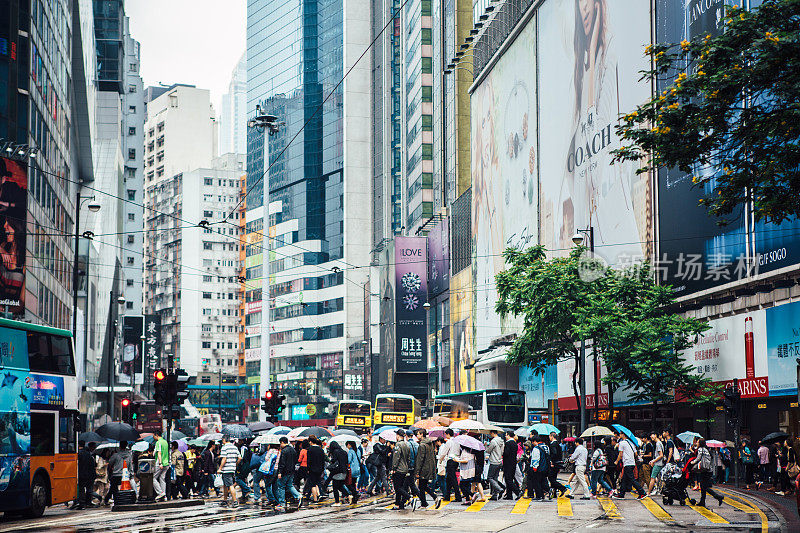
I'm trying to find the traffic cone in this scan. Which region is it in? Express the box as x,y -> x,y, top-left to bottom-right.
120,460 -> 132,491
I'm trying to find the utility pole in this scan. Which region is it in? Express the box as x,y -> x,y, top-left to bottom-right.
218,368 -> 222,420
166,353 -> 174,444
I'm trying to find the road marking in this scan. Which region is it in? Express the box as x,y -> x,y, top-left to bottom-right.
721,496 -> 757,513
557,497 -> 573,517
597,496 -> 622,519
511,497 -> 531,514
717,489 -> 768,533
688,503 -> 729,523
639,497 -> 673,522
465,499 -> 488,512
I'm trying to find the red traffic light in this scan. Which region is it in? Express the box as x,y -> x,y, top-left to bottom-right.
121,398 -> 131,407
154,370 -> 166,381
265,391 -> 273,400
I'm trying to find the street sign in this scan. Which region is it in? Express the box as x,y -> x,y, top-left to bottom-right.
306,404 -> 316,416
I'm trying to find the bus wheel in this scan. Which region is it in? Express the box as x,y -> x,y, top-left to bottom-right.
25,474 -> 49,518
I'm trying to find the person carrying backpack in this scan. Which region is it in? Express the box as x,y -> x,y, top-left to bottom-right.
590,442 -> 613,496
527,434 -> 549,501
691,439 -> 723,508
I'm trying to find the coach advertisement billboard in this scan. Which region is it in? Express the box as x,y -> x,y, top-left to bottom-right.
0,158 -> 27,313
427,217 -> 450,297
538,0 -> 652,269
394,236 -> 428,373
121,315 -> 144,384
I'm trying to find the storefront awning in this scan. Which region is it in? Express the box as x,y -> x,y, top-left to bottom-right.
474,347 -> 510,368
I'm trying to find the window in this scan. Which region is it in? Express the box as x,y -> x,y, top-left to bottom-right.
126,279 -> 134,286
128,126 -> 136,135
128,213 -> 135,221
127,256 -> 135,265
203,242 -> 213,250
128,84 -> 137,93
127,190 -> 136,200
129,63 -> 137,72
127,235 -> 135,244
204,178 -> 213,186
30,412 -> 55,456
204,210 -> 213,218
129,105 -> 136,113
128,148 -> 136,160
126,301 -> 133,309
202,341 -> 211,349
201,375 -> 211,383
203,292 -> 212,299
28,332 -> 75,376
59,415 -> 77,454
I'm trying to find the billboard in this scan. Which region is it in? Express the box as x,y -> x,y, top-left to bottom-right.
144,314 -> 161,374
538,0 -> 651,266
471,19 -> 537,346
343,370 -> 364,396
394,236 -> 428,373
519,364 -> 557,410
427,217 -> 450,297
121,315 -> 144,384
0,157 -> 27,312
766,301 -> 800,398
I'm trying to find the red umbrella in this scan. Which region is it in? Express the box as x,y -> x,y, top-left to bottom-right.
563,437 -> 576,442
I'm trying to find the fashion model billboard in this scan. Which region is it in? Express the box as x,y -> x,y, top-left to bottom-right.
427,217 -> 450,298
471,18 -> 537,345
121,315 -> 144,385
394,236 -> 428,373
0,158 -> 27,312
765,301 -> 800,398
538,0 -> 651,267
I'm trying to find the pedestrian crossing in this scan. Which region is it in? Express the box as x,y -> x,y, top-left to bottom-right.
375,491 -> 766,526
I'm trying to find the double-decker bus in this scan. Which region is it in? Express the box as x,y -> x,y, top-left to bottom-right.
0,318 -> 78,517
132,400 -> 163,433
434,389 -> 527,429
198,413 -> 222,435
335,400 -> 372,433
373,394 -> 422,428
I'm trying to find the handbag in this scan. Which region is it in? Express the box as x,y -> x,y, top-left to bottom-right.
345,466 -> 353,486
787,463 -> 800,478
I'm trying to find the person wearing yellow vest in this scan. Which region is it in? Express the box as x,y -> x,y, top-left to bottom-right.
154,429 -> 170,501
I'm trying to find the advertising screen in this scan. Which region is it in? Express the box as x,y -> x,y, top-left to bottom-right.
0,158 -> 27,313
765,301 -> 800,398
538,0 -> 652,268
122,315 -> 144,384
394,236 -> 428,372
427,217 -> 450,297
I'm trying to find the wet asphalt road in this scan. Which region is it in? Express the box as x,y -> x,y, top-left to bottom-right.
0,485 -> 790,532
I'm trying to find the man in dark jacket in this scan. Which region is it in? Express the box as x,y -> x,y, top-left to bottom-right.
75,441 -> 96,509
413,431 -> 437,508
276,436 -> 301,507
199,442 -> 216,497
235,440 -> 253,503
502,433 -> 519,500
391,430 -> 412,509
548,432 -> 567,498
366,437 -> 390,495
303,436 -> 326,504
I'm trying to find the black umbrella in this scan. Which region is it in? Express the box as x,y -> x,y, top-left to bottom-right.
298,427 -> 333,439
222,424 -> 254,440
96,422 -> 140,442
79,431 -> 105,443
332,429 -> 358,436
248,421 -> 275,433
761,431 -> 789,445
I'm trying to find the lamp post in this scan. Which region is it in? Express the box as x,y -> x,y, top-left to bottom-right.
571,227 -> 594,434
72,192 -> 100,339
107,294 -> 125,420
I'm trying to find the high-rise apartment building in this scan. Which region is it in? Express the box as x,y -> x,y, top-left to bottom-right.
246,0 -> 371,418
219,53 -> 247,156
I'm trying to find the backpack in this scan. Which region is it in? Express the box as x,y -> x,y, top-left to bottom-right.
698,448 -> 712,472
537,444 -> 550,473
593,450 -> 607,470
408,441 -> 418,469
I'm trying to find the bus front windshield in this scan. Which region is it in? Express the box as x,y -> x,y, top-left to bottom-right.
486,390 -> 526,424
339,402 -> 371,416
376,397 -> 413,412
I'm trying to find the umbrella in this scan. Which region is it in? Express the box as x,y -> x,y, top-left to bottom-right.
248,421 -> 275,433
253,434 -> 281,446
530,423 -> 560,436
761,431 -> 789,445
79,431 -> 105,444
96,422 -> 140,442
198,432 -> 223,442
611,424 -> 640,447
433,416 -> 453,427
141,435 -> 155,444
332,429 -> 359,436
478,424 -> 505,435
287,427 -> 310,440
413,419 -> 443,431
562,437 -> 576,442
330,435 -> 360,447
580,426 -> 614,438
374,426 -> 400,434
379,429 -> 398,442
95,442 -> 119,451
222,424 -> 254,440
515,426 -> 533,437
176,439 -> 189,453
298,427 -> 333,439
677,431 -> 703,445
427,428 -> 446,439
187,438 -> 207,447
454,434 -> 485,451
706,440 -> 725,448
450,419 -> 485,432
725,440 -> 735,447
131,441 -> 149,452
171,430 -> 188,441
267,426 -> 292,435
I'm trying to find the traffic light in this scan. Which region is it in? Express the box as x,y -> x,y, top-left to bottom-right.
121,398 -> 131,424
153,369 -> 168,405
130,401 -> 140,423
276,393 -> 286,414
260,389 -> 286,417
723,379 -> 741,423
261,390 -> 274,414
174,369 -> 191,404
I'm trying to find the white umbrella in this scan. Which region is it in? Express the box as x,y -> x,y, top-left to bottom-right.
330,434 -> 360,447
253,434 -> 281,446
580,426 -> 614,438
95,442 -> 119,451
450,419 -> 485,432
131,441 -> 149,452
477,424 -> 504,435
378,429 -> 398,442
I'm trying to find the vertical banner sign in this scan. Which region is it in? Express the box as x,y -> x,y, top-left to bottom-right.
427,217 -> 450,297
144,314 -> 162,375
395,236 -> 428,372
343,369 -> 364,396
122,315 -> 144,384
0,158 -> 27,313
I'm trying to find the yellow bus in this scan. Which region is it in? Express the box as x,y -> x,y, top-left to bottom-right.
335,400 -> 373,433
373,394 -> 421,428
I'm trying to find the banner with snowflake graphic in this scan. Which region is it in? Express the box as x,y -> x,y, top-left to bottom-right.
395,236 -> 429,373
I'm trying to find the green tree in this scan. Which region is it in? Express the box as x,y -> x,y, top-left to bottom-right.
613,0 -> 800,223
496,247 -> 713,428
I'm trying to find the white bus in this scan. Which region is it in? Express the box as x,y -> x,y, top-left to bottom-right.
434,389 -> 527,428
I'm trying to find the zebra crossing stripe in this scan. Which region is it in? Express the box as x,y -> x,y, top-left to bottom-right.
511,498 -> 531,515
557,497 -> 573,517
465,499 -> 488,512
688,503 -> 729,524
639,497 -> 673,522
597,496 -> 623,519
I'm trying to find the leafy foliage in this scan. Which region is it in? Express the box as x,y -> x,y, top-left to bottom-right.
613,0 -> 800,223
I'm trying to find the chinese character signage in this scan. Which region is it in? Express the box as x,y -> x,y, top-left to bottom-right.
122,315 -> 144,385
0,157 -> 27,313
766,300 -> 800,398
28,374 -> 64,407
395,236 -> 428,372
144,314 -> 161,374
343,370 -> 363,395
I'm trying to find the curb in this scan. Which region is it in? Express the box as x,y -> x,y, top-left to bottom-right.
717,485 -> 795,533
112,499 -> 205,512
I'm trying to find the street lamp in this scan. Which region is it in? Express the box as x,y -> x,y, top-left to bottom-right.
572,227 -> 595,434
73,193 -> 101,340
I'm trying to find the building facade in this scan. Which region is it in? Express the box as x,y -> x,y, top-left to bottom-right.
219,53 -> 247,156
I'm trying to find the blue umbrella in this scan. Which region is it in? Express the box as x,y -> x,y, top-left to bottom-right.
611,424 -> 640,447
374,426 -> 400,434
677,431 -> 703,445
530,423 -> 560,436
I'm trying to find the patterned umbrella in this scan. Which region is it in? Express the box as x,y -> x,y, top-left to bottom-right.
222,424 -> 254,440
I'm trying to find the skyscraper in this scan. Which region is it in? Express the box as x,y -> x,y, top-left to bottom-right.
219,53 -> 247,156
246,0 -> 371,418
